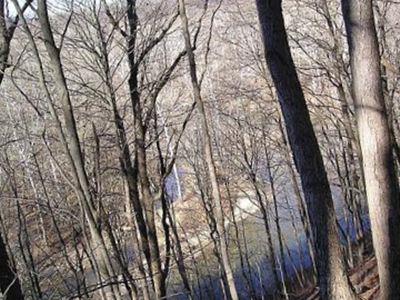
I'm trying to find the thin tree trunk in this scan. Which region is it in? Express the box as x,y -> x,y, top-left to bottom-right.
178,1 -> 239,299
284,196 -> 306,287
226,184 -> 257,299
265,151 -> 289,300
277,117 -> 317,281
30,1 -> 124,297
0,1 -> 32,298
249,174 -> 280,294
94,17 -> 152,297
124,2 -> 167,297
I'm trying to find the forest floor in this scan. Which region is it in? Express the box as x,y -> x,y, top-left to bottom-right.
295,255 -> 379,300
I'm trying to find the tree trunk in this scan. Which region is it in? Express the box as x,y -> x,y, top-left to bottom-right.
265,151 -> 289,299
34,1 -> 124,297
178,1 -> 239,299
341,0 -> 400,298
255,0 -> 355,298
0,2 -> 32,298
125,1 -> 165,297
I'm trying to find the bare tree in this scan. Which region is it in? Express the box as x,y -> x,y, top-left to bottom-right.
178,0 -> 240,299
0,1 -> 32,298
255,0 -> 356,298
342,0 -> 400,298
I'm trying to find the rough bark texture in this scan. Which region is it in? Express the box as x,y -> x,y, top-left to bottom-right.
255,0 -> 355,298
341,0 -> 400,298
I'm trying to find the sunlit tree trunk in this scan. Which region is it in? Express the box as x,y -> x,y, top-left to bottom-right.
341,0 -> 400,298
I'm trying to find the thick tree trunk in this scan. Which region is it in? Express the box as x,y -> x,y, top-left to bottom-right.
320,0 -> 366,262
255,0 -> 355,298
341,0 -> 400,298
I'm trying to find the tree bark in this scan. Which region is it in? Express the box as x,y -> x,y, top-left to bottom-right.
341,0 -> 400,298
125,1 -> 166,298
255,0 -> 356,298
